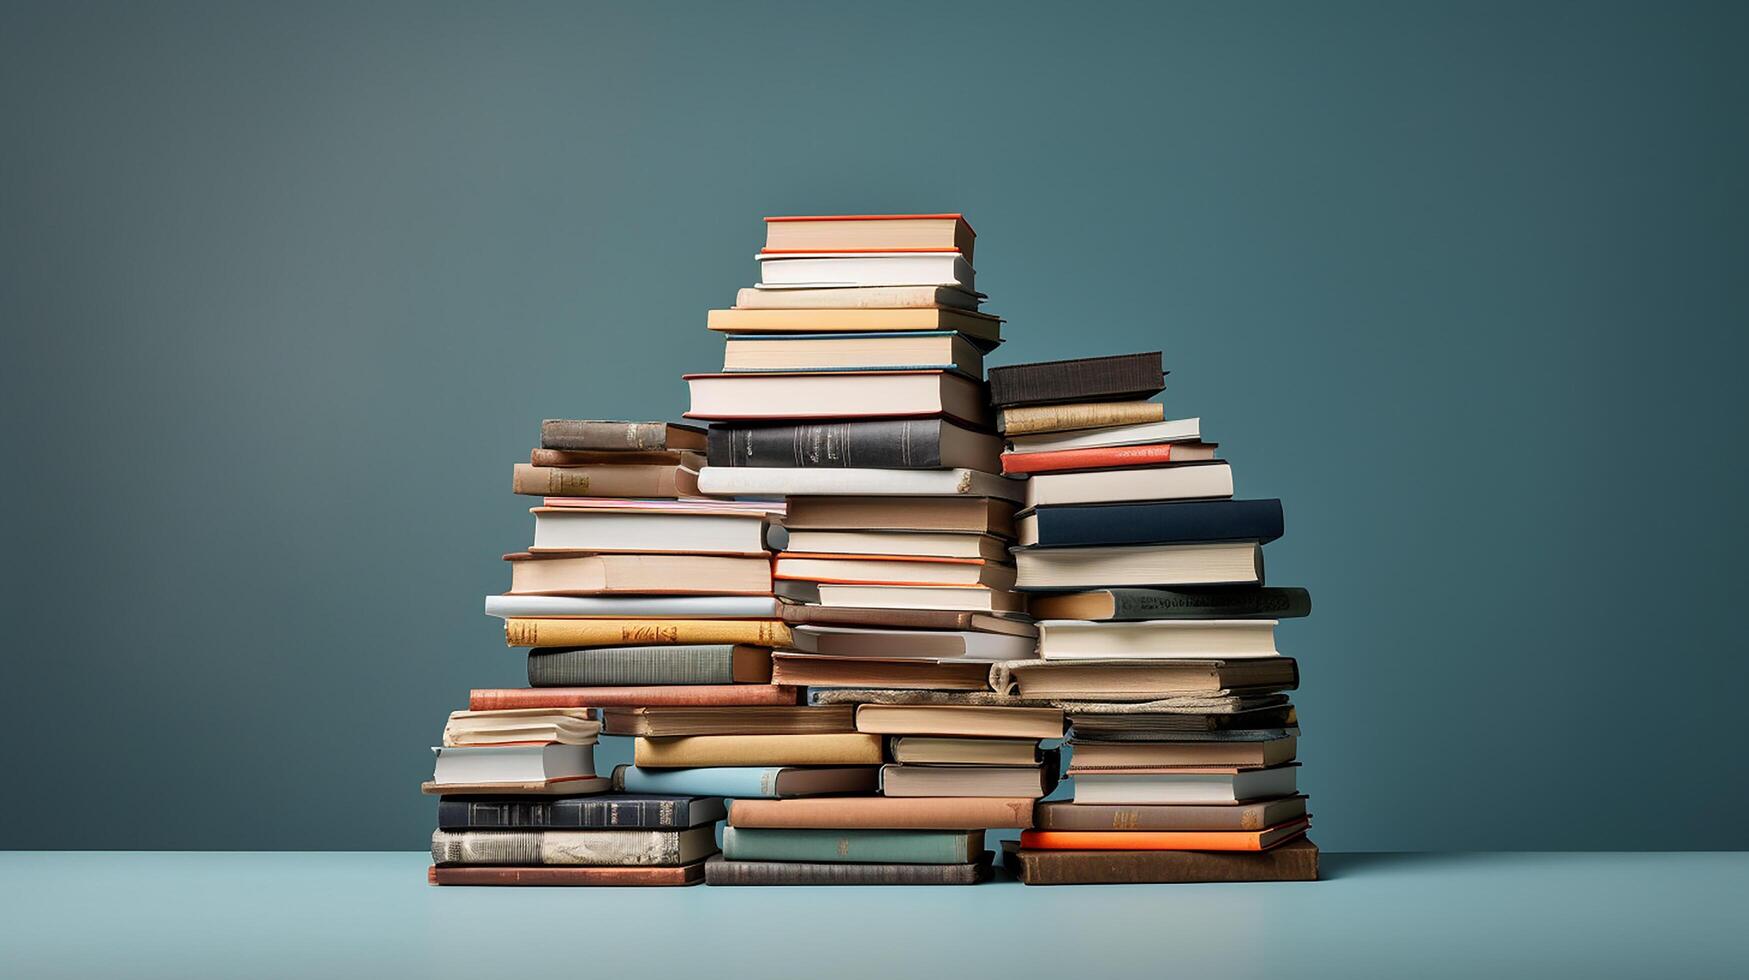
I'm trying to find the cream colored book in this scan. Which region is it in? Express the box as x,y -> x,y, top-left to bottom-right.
441,708 -> 600,747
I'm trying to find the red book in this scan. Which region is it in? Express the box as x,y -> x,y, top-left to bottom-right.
428,863 -> 705,886
1000,442 -> 1219,476
469,685 -> 803,710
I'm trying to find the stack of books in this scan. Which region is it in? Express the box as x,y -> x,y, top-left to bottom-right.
687,214 -> 1044,885
984,353 -> 1320,885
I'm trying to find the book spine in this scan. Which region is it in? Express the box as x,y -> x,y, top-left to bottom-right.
529,447 -> 696,466
999,401 -> 1164,435
485,595 -> 779,619
429,864 -> 703,886
1107,587 -> 1310,620
704,856 -> 988,885
468,685 -> 802,709
726,797 -> 1034,830
721,828 -> 975,864
430,829 -> 690,866
1028,499 -> 1285,548
634,733 -> 884,768
616,765 -> 786,799
512,463 -> 684,498
436,797 -> 700,830
733,285 -> 974,310
1002,443 -> 1196,475
706,420 -> 946,469
540,420 -> 668,451
988,353 -> 1164,407
528,645 -> 738,686
1019,828 -> 1288,851
504,619 -> 792,649
1011,841 -> 1318,884
777,604 -> 977,630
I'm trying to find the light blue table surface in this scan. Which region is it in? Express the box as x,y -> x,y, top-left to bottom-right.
1,851 -> 1743,978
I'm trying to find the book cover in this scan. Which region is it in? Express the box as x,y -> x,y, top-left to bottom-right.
1018,499 -> 1284,548
1019,817 -> 1310,851
703,853 -> 992,885
468,685 -> 802,710
503,618 -> 792,649
726,796 -> 1035,830
527,645 -> 771,686
428,862 -> 706,886
706,418 -> 999,470
999,400 -> 1164,435
632,732 -> 885,768
436,795 -> 727,830
720,827 -> 984,864
539,420 -> 706,452
988,352 -> 1166,408
1027,587 -> 1311,622
430,827 -> 717,866
1004,838 -> 1319,884
1034,797 -> 1309,833
613,764 -> 879,799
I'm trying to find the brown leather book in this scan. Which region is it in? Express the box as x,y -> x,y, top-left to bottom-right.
468,685 -> 803,710
427,861 -> 706,886
771,653 -> 993,690
601,704 -> 858,737
727,796 -> 1034,830
1003,837 -> 1319,884
634,732 -> 884,768
779,603 -> 1038,637
1035,796 -> 1309,832
512,463 -> 700,498
530,447 -> 706,468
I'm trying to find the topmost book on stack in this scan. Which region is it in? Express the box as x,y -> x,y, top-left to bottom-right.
988,352 -> 1166,408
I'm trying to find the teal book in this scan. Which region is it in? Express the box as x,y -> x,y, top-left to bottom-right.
612,764 -> 877,799
721,827 -> 984,864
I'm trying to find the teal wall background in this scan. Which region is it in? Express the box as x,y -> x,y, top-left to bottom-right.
3,1 -> 1745,850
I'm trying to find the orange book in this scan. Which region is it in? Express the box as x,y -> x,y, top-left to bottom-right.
1000,442 -> 1219,476
1019,817 -> 1310,852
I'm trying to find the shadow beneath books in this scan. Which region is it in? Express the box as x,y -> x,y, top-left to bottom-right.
1320,851 -> 1517,880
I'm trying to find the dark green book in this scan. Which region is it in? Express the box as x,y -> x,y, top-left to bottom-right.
720,827 -> 984,864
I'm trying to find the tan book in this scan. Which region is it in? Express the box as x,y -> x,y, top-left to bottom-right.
855,704 -> 1064,739
734,285 -> 980,311
728,795 -> 1035,830
1069,735 -> 1298,770
634,732 -> 884,768
771,652 -> 993,691
504,618 -> 793,649
880,763 -> 1052,798
512,463 -> 698,498
813,584 -> 1028,615
504,553 -> 772,596
990,658 -> 1299,700
890,736 -> 1041,766
720,332 -> 986,376
540,420 -> 705,452
707,308 -> 1000,344
784,495 -> 1015,536
999,400 -> 1165,436
776,555 -> 1016,590
530,448 -> 706,468
1035,797 -> 1309,832
778,603 -> 1037,637
762,213 -> 975,257
602,705 -> 858,737
441,708 -> 600,747
1014,542 -> 1261,590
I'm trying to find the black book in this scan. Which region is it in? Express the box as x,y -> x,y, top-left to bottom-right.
436,794 -> 726,830
1019,499 -> 1284,549
706,418 -> 1000,471
987,352 -> 1165,408
703,853 -> 993,886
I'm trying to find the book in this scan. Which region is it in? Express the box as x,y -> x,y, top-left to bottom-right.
1037,620 -> 1279,660
527,645 -> 772,686
880,762 -> 1056,798
726,796 -> 1035,830
709,308 -> 1000,344
988,352 -> 1165,408
1017,499 -> 1283,548
770,652 -> 994,691
721,827 -> 984,864
421,776 -> 611,797
783,530 -> 1011,561
990,658 -> 1300,700
999,400 -> 1164,436
1003,838 -> 1319,884
537,496 -> 784,515
428,862 -> 705,886
684,371 -> 987,424
1069,765 -> 1300,805
529,447 -> 705,468
762,213 -> 975,257
525,506 -> 769,555
504,553 -> 772,596
812,584 -> 1027,614
700,467 -> 1024,503
601,704 -> 858,737
1002,442 -> 1217,475
512,463 -> 698,499
1006,417 -> 1202,453
540,420 -> 706,452
441,708 -> 600,746
613,764 -> 878,799
430,827 -> 718,866
633,732 -> 884,768
891,736 -> 1040,766
791,625 -> 1036,661
469,685 -> 802,710
735,284 -> 980,311
721,331 -> 986,376
1014,542 -> 1263,590
503,618 -> 792,649
485,594 -> 781,620
855,704 -> 1064,739
1027,587 -> 1311,621
1034,796 -> 1309,832
783,495 -> 1015,535
1067,707 -> 1298,738
780,603 -> 1037,636
757,251 -> 974,290
704,854 -> 991,885
436,794 -> 727,830
429,743 -> 596,786
706,418 -> 1000,471
1068,735 -> 1298,769
776,554 -> 1016,590
1023,461 -> 1235,508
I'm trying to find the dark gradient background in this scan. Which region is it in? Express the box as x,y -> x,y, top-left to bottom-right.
3,1 -> 1745,850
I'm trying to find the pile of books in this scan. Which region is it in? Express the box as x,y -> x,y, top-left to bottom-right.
687,214 -> 1052,885
986,352 -> 1319,884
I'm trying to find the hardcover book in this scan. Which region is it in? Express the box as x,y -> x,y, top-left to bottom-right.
430,826 -> 718,866
1027,587 -> 1311,622
720,331 -> 987,376
998,400 -> 1164,436
469,685 -> 802,710
987,352 -> 1166,408
601,704 -> 859,737
1037,620 -> 1279,660
1005,416 -> 1201,452
854,703 -> 1065,739
707,418 -> 1000,471
632,732 -> 885,768
726,795 -> 1036,830
771,652 -> 995,691
612,764 -> 878,799
525,506 -> 770,556
989,658 -> 1300,700
685,370 -> 988,424
1019,818 -> 1310,852
762,213 -> 976,258
1021,461 -> 1235,508
782,495 -> 1016,535
436,794 -> 727,830
704,853 -> 992,886
1016,499 -> 1284,549
755,251 -> 974,290
441,708 -> 600,746
1000,441 -> 1217,475
879,761 -> 1058,799
779,603 -> 1037,636
485,594 -> 781,620
734,284 -> 980,311
700,467 -> 1023,503
539,420 -> 706,452
428,863 -> 705,886
504,552 -> 773,596
1034,796 -> 1309,832
503,618 -> 792,649
1068,735 -> 1298,770
708,308 -> 1000,344
1067,764 -> 1300,805
512,463 -> 697,499
1013,542 -> 1264,590
1003,837 -> 1319,884
721,827 -> 984,864
527,644 -> 772,686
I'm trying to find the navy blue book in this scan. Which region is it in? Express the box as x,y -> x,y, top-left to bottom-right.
435,794 -> 725,830
1018,498 -> 1284,548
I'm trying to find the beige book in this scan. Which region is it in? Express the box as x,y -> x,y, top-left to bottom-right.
880,764 -> 1050,798
1069,735 -> 1298,770
891,736 -> 1040,766
634,732 -> 884,768
442,708 -> 600,747
505,553 -> 772,596
999,400 -> 1165,436
512,463 -> 698,498
707,307 -> 1000,344
855,703 -> 1064,739
784,495 -> 1015,535
763,214 -> 975,256
734,285 -> 981,310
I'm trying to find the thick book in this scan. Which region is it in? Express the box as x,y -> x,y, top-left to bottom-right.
855,703 -> 1064,739
1004,837 -> 1318,884
1020,818 -> 1309,852
999,400 -> 1164,436
791,625 -> 1036,661
540,420 -> 706,452
988,352 -> 1165,408
762,213 -> 975,258
735,284 -> 980,311
1068,735 -> 1298,770
1037,620 -> 1278,660
469,685 -> 802,710
503,618 -> 792,649
1028,587 -> 1310,621
784,495 -> 1016,536
613,764 -> 878,799
771,652 -> 995,691
880,762 -> 1057,798
1017,499 -> 1284,549
704,853 -> 991,886
633,732 -> 885,768
780,603 -> 1036,636
721,827 -> 984,864
429,743 -> 596,786
1035,796 -> 1309,832
512,463 -> 698,499
525,506 -> 769,556
441,708 -> 599,747
776,554 -> 1016,590
1023,461 -> 1235,508
1069,765 -> 1300,805
602,704 -> 858,737
527,645 -> 772,686
728,796 -> 1033,830
707,418 -> 999,471
486,594 -> 780,620
430,827 -> 718,866
891,736 -> 1040,765
428,862 -> 705,886
1014,542 -> 1264,590
990,658 -> 1299,700
685,370 -> 988,424
1007,417 -> 1202,453
504,552 -> 772,597
1001,441 -> 1217,475
710,308 -> 1000,344
756,251 -> 974,290
721,332 -> 986,376
700,467 -> 1024,503
436,794 -> 726,830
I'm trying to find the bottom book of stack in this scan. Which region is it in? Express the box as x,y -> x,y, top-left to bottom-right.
707,798 -> 1027,885
427,794 -> 726,887
1001,836 -> 1319,884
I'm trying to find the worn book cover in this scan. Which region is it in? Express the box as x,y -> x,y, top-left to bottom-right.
428,861 -> 706,886
1004,837 -> 1319,884
988,352 -> 1165,408
704,853 -> 992,885
436,794 -> 726,830
469,685 -> 802,710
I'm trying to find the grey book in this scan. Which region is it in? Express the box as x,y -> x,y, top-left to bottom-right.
703,852 -> 993,885
527,645 -> 770,686
429,826 -> 718,866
